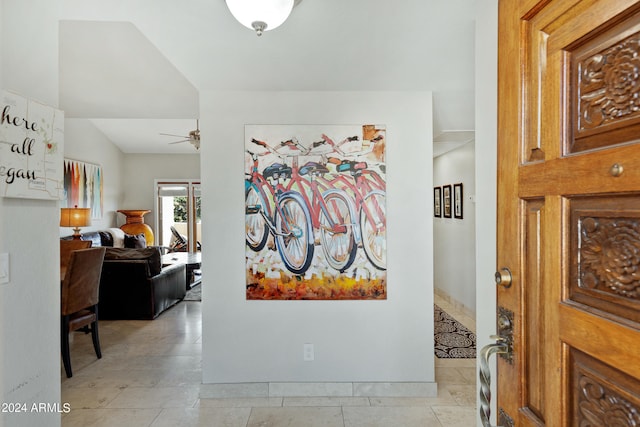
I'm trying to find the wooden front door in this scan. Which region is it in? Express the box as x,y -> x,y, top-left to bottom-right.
494,0 -> 640,425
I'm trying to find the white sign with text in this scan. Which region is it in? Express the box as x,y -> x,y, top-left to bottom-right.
0,90 -> 64,200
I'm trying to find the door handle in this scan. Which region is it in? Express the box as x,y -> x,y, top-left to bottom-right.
479,335 -> 510,427
479,305 -> 514,427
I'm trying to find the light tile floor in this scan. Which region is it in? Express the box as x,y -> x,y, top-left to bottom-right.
62,295 -> 477,426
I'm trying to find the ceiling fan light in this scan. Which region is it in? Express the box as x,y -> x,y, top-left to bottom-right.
226,0 -> 294,35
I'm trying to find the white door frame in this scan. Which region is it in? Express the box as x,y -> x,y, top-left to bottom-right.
474,1 -> 498,426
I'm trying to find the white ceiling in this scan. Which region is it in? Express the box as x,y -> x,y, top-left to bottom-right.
433,130 -> 475,157
57,0 -> 477,154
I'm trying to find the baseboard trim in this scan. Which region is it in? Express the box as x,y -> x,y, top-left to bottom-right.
200,382 -> 438,399
434,288 -> 475,318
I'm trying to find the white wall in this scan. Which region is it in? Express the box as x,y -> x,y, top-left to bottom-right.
0,1 -> 61,426
120,154 -> 200,233
475,1 -> 498,425
200,91 -> 435,393
433,142 -> 476,314
62,119 -> 125,233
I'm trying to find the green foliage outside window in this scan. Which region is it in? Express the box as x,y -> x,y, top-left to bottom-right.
173,196 -> 201,222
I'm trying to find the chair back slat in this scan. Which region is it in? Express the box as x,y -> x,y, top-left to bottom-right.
61,247 -> 106,315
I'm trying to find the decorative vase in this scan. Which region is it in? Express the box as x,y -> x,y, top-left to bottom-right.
117,209 -> 155,245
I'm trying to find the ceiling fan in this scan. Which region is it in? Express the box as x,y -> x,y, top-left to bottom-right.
160,120 -> 200,150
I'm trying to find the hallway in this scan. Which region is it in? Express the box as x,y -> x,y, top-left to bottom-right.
61,295 -> 476,426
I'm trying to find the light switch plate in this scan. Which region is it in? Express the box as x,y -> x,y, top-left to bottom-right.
0,253 -> 9,285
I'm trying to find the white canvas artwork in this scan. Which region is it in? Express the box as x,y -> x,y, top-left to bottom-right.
0,90 -> 64,200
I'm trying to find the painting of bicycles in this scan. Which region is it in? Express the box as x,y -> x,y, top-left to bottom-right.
245,124 -> 387,300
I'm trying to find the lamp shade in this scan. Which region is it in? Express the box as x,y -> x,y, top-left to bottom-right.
226,0 -> 294,35
60,207 -> 91,228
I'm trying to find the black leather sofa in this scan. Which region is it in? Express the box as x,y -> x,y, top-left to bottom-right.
62,231 -> 186,319
99,247 -> 186,320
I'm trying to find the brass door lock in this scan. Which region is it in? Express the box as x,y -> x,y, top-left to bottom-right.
494,268 -> 512,288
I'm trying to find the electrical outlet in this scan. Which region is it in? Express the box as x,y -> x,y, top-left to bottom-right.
303,343 -> 314,361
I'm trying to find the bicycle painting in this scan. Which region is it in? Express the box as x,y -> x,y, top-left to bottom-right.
245,124 -> 387,300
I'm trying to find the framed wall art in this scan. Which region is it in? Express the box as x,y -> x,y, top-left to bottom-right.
244,124 -> 387,300
433,187 -> 441,218
443,184 -> 452,218
454,183 -> 463,219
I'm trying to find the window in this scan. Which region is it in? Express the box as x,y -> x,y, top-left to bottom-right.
155,180 -> 201,252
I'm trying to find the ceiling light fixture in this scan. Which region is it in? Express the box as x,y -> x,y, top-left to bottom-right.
225,0 -> 295,36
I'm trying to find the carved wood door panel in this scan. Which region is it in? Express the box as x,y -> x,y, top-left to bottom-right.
497,0 -> 640,425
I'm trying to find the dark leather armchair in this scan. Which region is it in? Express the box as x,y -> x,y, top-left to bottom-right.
60,247 -> 106,378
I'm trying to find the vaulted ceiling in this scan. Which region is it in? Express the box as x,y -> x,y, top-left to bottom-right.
58,0 -> 477,153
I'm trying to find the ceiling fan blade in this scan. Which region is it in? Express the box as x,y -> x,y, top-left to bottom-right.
160,133 -> 188,138
169,139 -> 189,144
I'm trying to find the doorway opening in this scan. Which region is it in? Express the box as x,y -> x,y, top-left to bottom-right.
155,180 -> 201,253
432,136 -> 477,360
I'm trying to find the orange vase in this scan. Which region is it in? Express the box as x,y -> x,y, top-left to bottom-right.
117,209 -> 155,245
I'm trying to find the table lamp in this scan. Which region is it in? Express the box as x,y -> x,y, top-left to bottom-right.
60,206 -> 91,240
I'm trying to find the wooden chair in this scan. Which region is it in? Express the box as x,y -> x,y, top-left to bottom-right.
60,240 -> 92,278
60,247 -> 106,378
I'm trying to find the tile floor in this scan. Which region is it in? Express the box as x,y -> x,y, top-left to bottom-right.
62,295 -> 477,426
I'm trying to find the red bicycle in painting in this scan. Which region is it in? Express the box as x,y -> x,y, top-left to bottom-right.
319,133 -> 387,270
245,138 -> 290,252
245,138 -> 357,274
